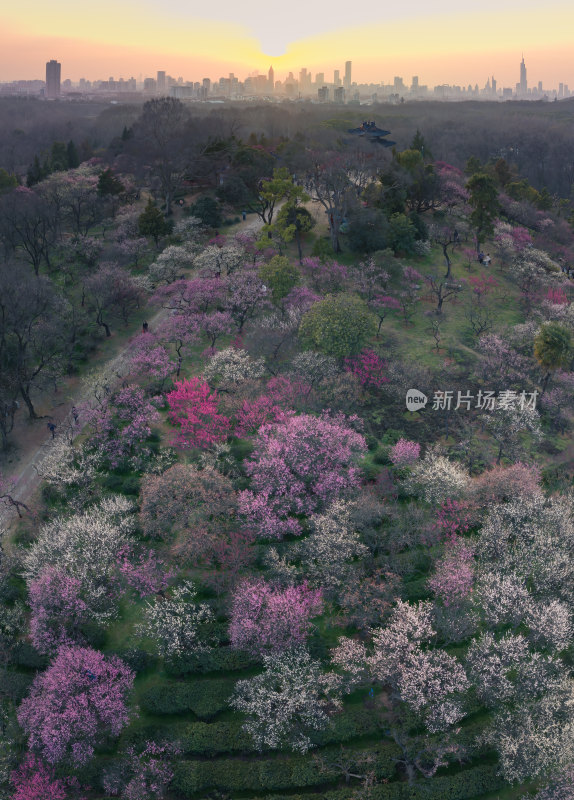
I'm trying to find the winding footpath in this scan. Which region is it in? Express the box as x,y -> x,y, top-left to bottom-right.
0,213 -> 269,532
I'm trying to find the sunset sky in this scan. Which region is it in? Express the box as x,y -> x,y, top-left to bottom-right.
1,0 -> 573,88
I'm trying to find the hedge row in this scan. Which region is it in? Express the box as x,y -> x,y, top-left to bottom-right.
164,646 -> 257,676
139,677 -> 235,719
256,764 -> 505,800
172,742 -> 400,796
178,706 -> 383,755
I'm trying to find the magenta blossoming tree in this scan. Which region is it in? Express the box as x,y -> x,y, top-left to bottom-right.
344,349 -> 388,390
167,377 -> 230,449
229,579 -> 323,657
10,754 -> 68,800
18,645 -> 134,765
239,412 -> 367,539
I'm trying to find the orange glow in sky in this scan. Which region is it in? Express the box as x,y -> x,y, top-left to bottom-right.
1,0 -> 573,88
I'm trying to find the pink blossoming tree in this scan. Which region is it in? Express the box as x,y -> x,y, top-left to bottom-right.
239,412 -> 367,538
389,438 -> 421,467
11,754 -> 68,800
18,646 -> 134,765
229,579 -> 323,657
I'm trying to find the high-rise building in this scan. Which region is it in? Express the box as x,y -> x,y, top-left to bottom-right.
333,69 -> 340,86
344,61 -> 352,90
519,55 -> 527,95
45,59 -> 61,98
411,76 -> 419,91
157,71 -> 166,94
268,66 -> 274,91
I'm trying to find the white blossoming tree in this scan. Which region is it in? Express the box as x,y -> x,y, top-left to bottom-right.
138,581 -> 215,660
229,647 -> 342,754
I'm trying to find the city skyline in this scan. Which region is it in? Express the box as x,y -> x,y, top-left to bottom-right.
2,54 -> 571,103
1,0 -> 574,88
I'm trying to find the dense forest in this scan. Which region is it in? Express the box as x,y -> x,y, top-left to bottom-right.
1,96 -> 574,800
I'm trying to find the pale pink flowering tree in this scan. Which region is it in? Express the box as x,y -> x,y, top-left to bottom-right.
229,579 -> 323,657
332,600 -> 469,783
370,294 -> 401,334
116,545 -> 172,599
167,377 -> 230,449
18,645 -> 134,765
239,412 -> 367,539
389,439 -> 421,467
428,539 -> 475,607
10,754 -> 68,800
28,567 -> 89,655
156,314 -> 199,376
128,333 -> 175,386
82,385 -> 160,471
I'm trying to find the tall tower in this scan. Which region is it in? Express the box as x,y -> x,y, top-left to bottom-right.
45,59 -> 61,98
519,54 -> 527,95
268,66 -> 274,92
157,71 -> 166,94
344,60 -> 352,91
334,69 -> 340,86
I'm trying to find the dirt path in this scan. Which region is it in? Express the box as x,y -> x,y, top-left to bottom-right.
0,213 -> 267,533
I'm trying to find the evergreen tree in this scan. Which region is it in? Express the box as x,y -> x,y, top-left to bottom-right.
50,142 -> 68,172
97,168 -> 124,197
138,199 -> 172,246
66,139 -> 80,168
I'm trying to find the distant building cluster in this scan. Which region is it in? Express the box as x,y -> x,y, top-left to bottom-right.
0,56 -> 570,104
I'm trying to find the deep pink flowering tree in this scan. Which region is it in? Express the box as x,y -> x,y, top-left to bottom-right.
433,498 -> 472,542
239,412 -> 367,538
234,376 -> 310,437
167,377 -> 230,449
389,439 -> 421,467
11,754 -> 68,800
28,567 -> 89,655
229,579 -> 323,656
429,539 -> 475,607
344,349 -> 388,390
18,646 -> 134,765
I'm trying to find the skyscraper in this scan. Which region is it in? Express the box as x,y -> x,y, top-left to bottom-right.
45,59 -> 61,98
344,61 -> 352,90
268,66 -> 274,91
157,70 -> 166,94
334,69 -> 340,86
519,55 -> 527,95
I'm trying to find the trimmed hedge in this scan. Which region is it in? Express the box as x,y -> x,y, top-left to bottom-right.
139,678 -> 235,719
256,764 -> 505,800
165,646 -> 257,676
172,742 -> 400,796
178,706 -> 383,755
